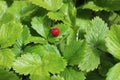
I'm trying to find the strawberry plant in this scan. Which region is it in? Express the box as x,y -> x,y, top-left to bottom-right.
1,0 -> 120,80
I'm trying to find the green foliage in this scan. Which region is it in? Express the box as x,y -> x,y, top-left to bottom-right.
1,0 -> 120,80
29,0 -> 63,11
0,49 -> 15,68
60,68 -> 86,80
94,0 -> 120,11
106,63 -> 120,80
106,25 -> 120,60
0,68 -> 20,80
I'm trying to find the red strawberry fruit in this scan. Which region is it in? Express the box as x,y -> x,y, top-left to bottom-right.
51,27 -> 60,37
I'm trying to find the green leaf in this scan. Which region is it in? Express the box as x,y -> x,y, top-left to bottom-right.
60,68 -> 86,80
19,26 -> 31,44
47,11 -> 64,21
24,44 -> 60,58
0,12 -> 15,25
29,0 -> 63,11
24,36 -> 47,45
0,68 -> 20,80
13,53 -> 50,80
30,69 -> 50,80
94,0 -> 120,11
81,1 -> 107,11
13,53 -> 42,75
0,14 -> 23,48
8,1 -> 35,20
31,16 -> 51,38
0,49 -> 15,68
59,3 -> 76,26
43,53 -> 67,74
11,26 -> 30,57
63,40 -> 85,65
51,75 -> 64,80
78,45 -> 100,72
0,1 -> 7,19
105,25 -> 120,60
85,17 -> 108,49
106,63 -> 120,80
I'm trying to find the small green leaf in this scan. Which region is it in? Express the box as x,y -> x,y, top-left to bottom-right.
106,63 -> 120,80
59,3 -> 76,26
24,36 -> 47,45
47,12 -> 64,21
0,49 -> 15,68
0,68 -> 20,80
60,68 -> 86,80
43,53 -> 67,74
31,16 -> 51,38
29,0 -> 63,11
105,25 -> 120,60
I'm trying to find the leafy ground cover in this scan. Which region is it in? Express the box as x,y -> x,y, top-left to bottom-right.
0,0 -> 120,80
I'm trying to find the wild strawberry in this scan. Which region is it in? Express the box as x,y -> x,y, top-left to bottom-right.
51,27 -> 60,37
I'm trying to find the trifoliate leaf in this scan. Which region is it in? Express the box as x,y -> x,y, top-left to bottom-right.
0,68 -> 20,80
24,44 -> 60,58
51,75 -> 64,80
24,36 -> 47,45
60,68 -> 86,80
13,53 -> 42,75
29,0 -> 63,11
0,49 -> 15,68
78,45 -> 100,72
0,1 -> 7,19
31,16 -> 51,38
0,14 -> 23,48
85,17 -> 108,49
43,53 -> 67,74
106,63 -> 120,80
105,25 -> 120,60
